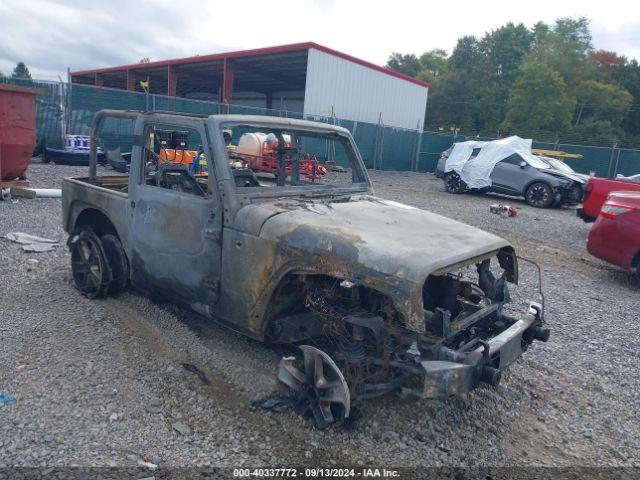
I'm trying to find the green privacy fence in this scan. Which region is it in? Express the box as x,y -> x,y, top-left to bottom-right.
5,76 -> 638,176
0,76 -> 65,147
419,131 -> 640,177
2,77 -> 420,170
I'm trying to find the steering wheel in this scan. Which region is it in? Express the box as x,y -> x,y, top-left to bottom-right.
156,163 -> 206,196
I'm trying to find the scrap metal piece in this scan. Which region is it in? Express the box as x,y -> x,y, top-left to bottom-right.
4,232 -> 59,253
277,345 -> 350,428
5,232 -> 58,245
22,243 -> 57,253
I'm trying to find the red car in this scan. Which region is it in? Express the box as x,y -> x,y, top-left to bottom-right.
587,191 -> 640,281
578,174 -> 640,222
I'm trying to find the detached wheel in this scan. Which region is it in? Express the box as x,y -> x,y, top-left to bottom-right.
277,345 -> 351,429
68,229 -> 111,299
525,182 -> 553,208
101,234 -> 129,294
444,171 -> 466,194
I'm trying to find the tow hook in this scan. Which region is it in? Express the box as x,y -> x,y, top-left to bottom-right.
475,339 -> 501,386
527,325 -> 550,342
480,365 -> 502,386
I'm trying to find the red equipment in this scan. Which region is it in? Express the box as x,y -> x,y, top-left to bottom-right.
235,133 -> 327,181
578,176 -> 640,222
587,191 -> 640,279
0,84 -> 41,186
241,151 -> 327,180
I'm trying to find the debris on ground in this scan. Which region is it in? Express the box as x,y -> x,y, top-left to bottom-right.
3,232 -> 59,252
182,363 -> 211,385
251,391 -> 362,430
325,160 -> 347,173
22,242 -> 57,252
490,204 -> 519,217
10,187 -> 62,199
171,421 -> 191,436
250,392 -> 298,414
136,459 -> 158,470
0,391 -> 16,406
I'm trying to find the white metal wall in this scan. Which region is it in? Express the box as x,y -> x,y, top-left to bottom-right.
303,48 -> 428,130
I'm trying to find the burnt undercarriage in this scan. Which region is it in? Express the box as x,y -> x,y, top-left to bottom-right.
269,252 -> 549,428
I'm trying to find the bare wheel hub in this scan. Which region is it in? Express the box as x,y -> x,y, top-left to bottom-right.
277,345 -> 351,429
69,230 -> 109,298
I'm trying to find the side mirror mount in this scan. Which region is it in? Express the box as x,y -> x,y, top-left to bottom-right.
519,161 -> 527,168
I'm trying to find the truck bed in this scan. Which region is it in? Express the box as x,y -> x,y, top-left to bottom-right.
61,176 -> 130,237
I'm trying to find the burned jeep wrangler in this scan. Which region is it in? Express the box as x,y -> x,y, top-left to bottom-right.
62,110 -> 549,428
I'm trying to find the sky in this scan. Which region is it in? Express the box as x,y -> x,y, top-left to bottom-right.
1,0 -> 639,79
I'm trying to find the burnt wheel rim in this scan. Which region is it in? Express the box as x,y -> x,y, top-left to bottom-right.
71,236 -> 104,297
528,184 -> 549,207
277,345 -> 350,428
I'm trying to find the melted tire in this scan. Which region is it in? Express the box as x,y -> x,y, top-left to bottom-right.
68,228 -> 111,299
101,234 -> 129,295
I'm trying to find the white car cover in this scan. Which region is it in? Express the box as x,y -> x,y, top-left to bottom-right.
445,136 -> 546,189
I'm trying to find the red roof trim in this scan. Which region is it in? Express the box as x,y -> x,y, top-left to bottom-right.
70,42 -> 431,88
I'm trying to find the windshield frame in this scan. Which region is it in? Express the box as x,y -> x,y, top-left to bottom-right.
207,116 -> 372,199
523,154 -> 551,169
540,156 -> 575,173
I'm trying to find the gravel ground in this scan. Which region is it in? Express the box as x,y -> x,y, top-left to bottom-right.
1,164 -> 639,472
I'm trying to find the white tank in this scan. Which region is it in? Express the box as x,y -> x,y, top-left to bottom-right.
237,132 -> 268,159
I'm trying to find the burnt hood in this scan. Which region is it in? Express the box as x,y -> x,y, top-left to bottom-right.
235,196 -> 510,283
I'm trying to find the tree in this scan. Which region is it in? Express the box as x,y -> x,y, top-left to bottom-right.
448,36 -> 481,72
426,36 -> 486,132
616,59 -> 640,136
424,71 -> 477,132
574,80 -> 632,126
473,23 -> 534,134
571,119 -> 625,145
386,53 -> 421,77
12,62 -> 31,79
417,49 -> 448,83
386,15 -> 640,145
589,50 -> 626,74
502,62 -> 576,135
478,23 -> 533,86
528,17 -> 592,88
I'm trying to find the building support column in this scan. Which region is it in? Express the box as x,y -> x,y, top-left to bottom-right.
222,58 -> 235,105
266,92 -> 273,111
167,65 -> 177,97
126,70 -> 135,91
95,73 -> 104,87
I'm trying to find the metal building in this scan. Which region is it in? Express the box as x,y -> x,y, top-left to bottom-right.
70,42 -> 430,130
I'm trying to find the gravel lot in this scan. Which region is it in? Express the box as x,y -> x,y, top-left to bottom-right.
1,164 -> 639,472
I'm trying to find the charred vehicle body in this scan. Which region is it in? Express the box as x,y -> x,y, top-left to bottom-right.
62,111 -> 550,427
435,137 -> 585,208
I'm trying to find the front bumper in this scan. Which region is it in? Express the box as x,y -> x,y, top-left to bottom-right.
420,309 -> 547,397
555,184 -> 583,206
